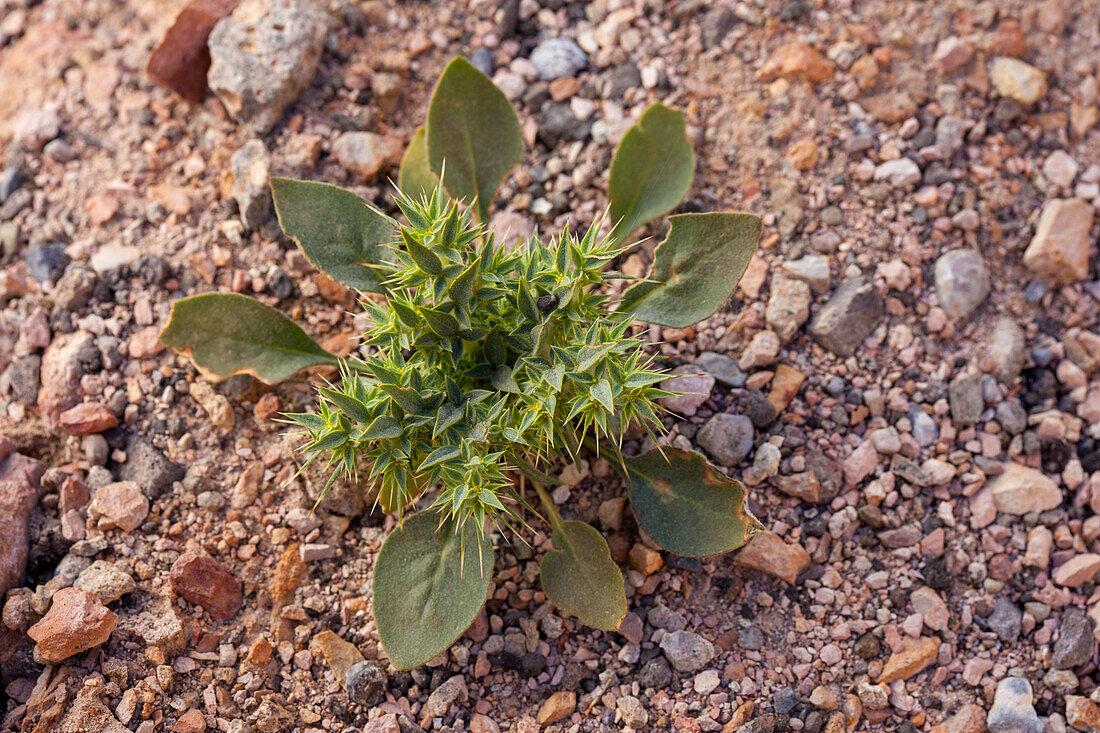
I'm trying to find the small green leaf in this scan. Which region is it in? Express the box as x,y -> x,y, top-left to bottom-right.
608,103 -> 695,245
319,387 -> 372,423
433,403 -> 464,438
373,511 -> 493,670
404,233 -> 443,276
427,57 -> 523,223
618,213 -> 761,328
621,447 -> 764,556
420,445 -> 461,471
491,365 -> 519,393
159,293 -> 336,383
590,379 -> 615,413
398,127 -> 438,201
360,416 -> 402,440
270,178 -> 397,293
420,307 -> 460,338
541,521 -> 626,630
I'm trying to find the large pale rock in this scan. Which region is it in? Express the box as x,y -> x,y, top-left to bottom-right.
1023,199 -> 1094,285
987,678 -> 1042,733
27,588 -> 118,662
90,481 -> 149,532
986,463 -> 1062,515
935,249 -> 990,319
734,531 -> 809,584
207,0 -> 331,134
1067,695 -> 1100,732
989,57 -> 1047,105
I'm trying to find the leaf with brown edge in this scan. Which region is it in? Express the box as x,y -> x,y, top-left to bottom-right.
620,447 -> 764,556
540,520 -> 626,631
159,293 -> 337,383
618,212 -> 761,328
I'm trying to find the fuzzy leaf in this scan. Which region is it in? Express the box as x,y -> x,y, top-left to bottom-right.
159,293 -> 336,383
373,511 -> 493,670
618,213 -> 761,328
540,520 -> 627,630
360,416 -> 402,440
426,57 -> 523,223
270,178 -> 396,293
319,387 -> 372,423
608,103 -> 695,245
420,445 -> 461,471
621,447 -> 764,556
398,127 -> 438,201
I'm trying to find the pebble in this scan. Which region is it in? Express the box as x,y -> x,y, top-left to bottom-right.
58,402 -> 119,436
424,674 -> 467,717
989,57 -> 1047,105
1043,150 -> 1079,188
986,678 -> 1042,733
0,447 -> 41,599
739,330 -> 781,370
26,587 -> 118,662
1050,611 -> 1095,669
332,132 -> 403,181
758,42 -> 833,83
808,277 -> 884,357
74,560 -> 136,604
90,481 -> 150,532
207,0 -> 331,133
988,597 -> 1023,642
766,274 -> 811,342
346,660 -> 387,707
146,0 -> 240,103
617,695 -> 649,728
873,158 -> 922,187
1066,696 -> 1100,732
986,463 -> 1062,515
878,636 -> 939,683
694,351 -> 745,387
529,38 -> 587,81
168,550 -> 243,622
935,249 -> 990,319
660,630 -> 718,673
910,587 -> 949,631
948,373 -> 983,426
536,690 -> 575,725
659,366 -> 715,417
24,243 -> 70,283
0,167 -> 22,203
932,37 -> 972,74
782,254 -> 831,294
734,531 -> 810,584
226,139 -> 271,228
696,413 -> 754,466
1053,554 -> 1100,587
1023,199 -> 1094,285
119,440 -> 185,499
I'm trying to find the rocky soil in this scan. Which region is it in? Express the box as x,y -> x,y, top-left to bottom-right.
3,0 -> 1100,732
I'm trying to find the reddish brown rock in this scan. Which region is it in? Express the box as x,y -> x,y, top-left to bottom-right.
989,19 -> 1026,57
735,532 -> 810,584
0,445 -> 43,598
173,709 -> 207,733
59,474 -> 90,515
758,43 -> 834,83
27,588 -> 118,662
58,402 -> 119,436
90,482 -> 149,532
862,92 -> 918,124
146,0 -> 242,103
38,331 -> 96,428
879,636 -> 939,683
170,550 -> 243,622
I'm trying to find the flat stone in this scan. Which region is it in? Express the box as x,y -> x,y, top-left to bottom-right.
207,0 -> 331,133
808,277 -> 883,357
986,678 -> 1042,733
878,636 -> 939,683
948,373 -> 983,426
696,413 -> 754,466
781,254 -> 830,294
694,351 -> 745,387
932,37 -> 972,74
766,274 -> 811,342
990,56 -> 1047,105
424,675 -> 467,717
989,317 -> 1026,383
58,402 -> 119,436
332,132 -> 403,181
775,472 -> 821,503
169,550 -> 243,622
659,366 -> 715,417
862,91 -> 918,124
0,444 -> 42,598
873,158 -> 922,187
1051,611 -> 1095,669
738,330 -> 781,370
1053,554 -> 1100,588
1023,199 -> 1094,285
935,249 -> 990,319
90,481 -> 149,532
146,0 -> 241,103
986,463 -> 1062,515
537,690 -> 576,725
27,587 -> 117,662
987,597 -> 1022,642
312,630 -> 364,689
659,630 -> 717,673
735,531 -> 809,584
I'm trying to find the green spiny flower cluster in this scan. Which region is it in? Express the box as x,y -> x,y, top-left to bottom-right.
286,186 -> 667,535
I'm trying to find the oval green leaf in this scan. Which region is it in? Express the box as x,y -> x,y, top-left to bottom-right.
426,56 -> 523,223
373,511 -> 494,670
608,103 -> 695,245
621,447 -> 764,556
541,520 -> 626,630
618,212 -> 761,328
270,177 -> 397,293
159,293 -> 337,383
398,127 -> 438,201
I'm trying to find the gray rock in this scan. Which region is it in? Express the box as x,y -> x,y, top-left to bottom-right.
986,678 -> 1042,733
423,674 -> 467,717
345,660 -> 387,706
468,48 -> 494,77
948,373 -> 983,426
119,440 -> 185,499
934,116 -> 968,159
1051,611 -> 1095,669
647,604 -> 686,631
8,356 -> 41,406
987,597 -> 1022,642
996,400 -> 1027,434
537,103 -> 591,147
766,274 -> 811,342
807,277 -> 884,356
696,413 -> 754,466
908,405 -> 939,447
659,630 -> 716,672
739,626 -> 765,650
781,254 -> 831,294
694,351 -> 745,387
529,38 -> 587,80
0,168 -> 23,203
737,716 -> 775,733
227,140 -> 271,229
208,0 -> 332,134
0,188 -> 31,220
659,366 -> 715,417
935,249 -> 990,319
873,158 -> 921,187
701,6 -> 736,49
637,657 -> 672,689
24,244 -> 70,283
988,317 -> 1026,383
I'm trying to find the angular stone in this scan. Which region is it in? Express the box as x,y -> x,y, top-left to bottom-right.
910,587 -> 949,631
935,249 -> 990,319
1067,696 -> 1100,732
312,630 -> 364,689
758,43 -> 834,83
696,413 -> 754,467
863,92 -> 918,124
90,482 -> 149,532
738,330 -> 781,370
990,57 -> 1047,105
986,678 -> 1042,733
1023,199 -> 1094,285
146,0 -> 241,103
224,139 -> 270,228
424,675 -> 467,717
659,366 -> 715,417
873,158 -> 921,187
782,254 -> 830,294
207,0 -> 332,134
948,373 -> 983,427
74,561 -> 136,604
27,587 -> 117,662
332,132 -> 403,181
0,444 -> 42,598
735,532 -> 809,584
988,317 -> 1026,383
58,402 -> 119,436
1051,611 -> 1095,669
878,636 -> 939,683
537,691 -> 576,725
775,472 -> 821,503
346,660 -> 387,707
169,550 -> 243,622
932,37 -> 972,74
808,277 -> 883,357
1053,554 -> 1100,588
38,331 -> 97,428
768,364 -> 805,413
659,630 -> 717,673
986,463 -> 1062,515
766,274 -> 811,342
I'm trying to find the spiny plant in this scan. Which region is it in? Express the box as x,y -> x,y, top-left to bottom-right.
160,56 -> 764,670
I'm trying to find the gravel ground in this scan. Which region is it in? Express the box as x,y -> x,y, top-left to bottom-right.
3,0 -> 1100,732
